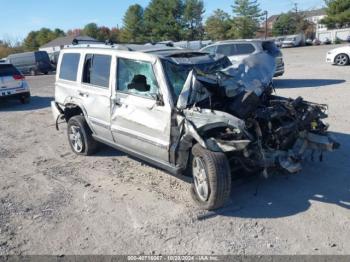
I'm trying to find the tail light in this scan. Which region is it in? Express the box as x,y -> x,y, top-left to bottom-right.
13,74 -> 25,80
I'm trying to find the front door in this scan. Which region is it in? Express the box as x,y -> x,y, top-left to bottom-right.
110,57 -> 171,163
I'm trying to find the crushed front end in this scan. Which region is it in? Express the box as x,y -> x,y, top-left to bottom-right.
165,51 -> 340,176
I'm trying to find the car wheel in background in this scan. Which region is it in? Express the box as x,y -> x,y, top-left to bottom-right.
20,95 -> 30,104
334,54 -> 349,66
67,115 -> 98,156
190,144 -> 231,210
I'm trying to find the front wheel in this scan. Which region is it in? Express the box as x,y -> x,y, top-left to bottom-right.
334,54 -> 349,66
190,144 -> 231,210
67,115 -> 98,156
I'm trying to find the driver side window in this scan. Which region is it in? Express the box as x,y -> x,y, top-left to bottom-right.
117,58 -> 159,98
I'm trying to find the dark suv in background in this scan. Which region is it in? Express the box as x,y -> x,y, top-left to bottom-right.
6,51 -> 54,76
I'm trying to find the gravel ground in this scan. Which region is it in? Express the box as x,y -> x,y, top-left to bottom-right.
0,44 -> 349,255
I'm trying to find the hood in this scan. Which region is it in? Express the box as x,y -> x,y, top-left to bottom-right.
176,52 -> 276,109
329,45 -> 350,53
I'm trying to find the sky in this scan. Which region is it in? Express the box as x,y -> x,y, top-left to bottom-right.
1,0 -> 325,41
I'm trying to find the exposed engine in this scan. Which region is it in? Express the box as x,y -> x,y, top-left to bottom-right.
185,84 -> 340,175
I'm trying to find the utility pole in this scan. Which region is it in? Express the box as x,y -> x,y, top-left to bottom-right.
264,11 -> 268,39
294,2 -> 298,14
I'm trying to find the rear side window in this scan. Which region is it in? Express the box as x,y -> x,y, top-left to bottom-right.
235,43 -> 255,55
0,64 -> 21,77
217,44 -> 235,56
82,54 -> 111,88
59,53 -> 80,81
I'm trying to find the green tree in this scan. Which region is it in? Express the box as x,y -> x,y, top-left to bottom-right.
83,23 -> 99,38
321,0 -> 350,29
23,31 -> 39,51
231,0 -> 263,39
144,0 -> 184,41
23,28 -> 66,51
205,9 -> 232,40
272,13 -> 297,36
122,4 -> 145,42
96,26 -> 111,41
183,0 -> 205,40
109,27 -> 121,43
272,12 -> 313,36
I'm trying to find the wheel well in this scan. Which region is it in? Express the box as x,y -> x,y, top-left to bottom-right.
64,104 -> 84,122
335,53 -> 350,60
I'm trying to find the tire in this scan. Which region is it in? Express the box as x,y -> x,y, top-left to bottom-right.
67,115 -> 98,156
20,96 -> 30,104
43,71 -> 48,75
190,144 -> 231,210
334,53 -> 349,66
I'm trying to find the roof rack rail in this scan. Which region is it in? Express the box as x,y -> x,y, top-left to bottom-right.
72,38 -> 103,45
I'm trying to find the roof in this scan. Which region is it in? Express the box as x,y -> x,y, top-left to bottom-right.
63,43 -> 221,65
302,8 -> 326,18
40,35 -> 97,48
267,15 -> 280,24
215,39 -> 271,44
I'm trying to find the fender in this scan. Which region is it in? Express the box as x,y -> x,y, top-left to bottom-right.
62,96 -> 96,133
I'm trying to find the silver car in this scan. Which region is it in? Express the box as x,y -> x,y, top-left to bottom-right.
51,44 -> 338,210
200,39 -> 285,77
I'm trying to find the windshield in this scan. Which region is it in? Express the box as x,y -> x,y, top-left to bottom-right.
162,57 -> 231,101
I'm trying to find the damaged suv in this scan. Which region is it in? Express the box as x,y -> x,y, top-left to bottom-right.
52,43 -> 339,210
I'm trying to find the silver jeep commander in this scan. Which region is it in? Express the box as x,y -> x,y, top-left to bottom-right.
52,43 -> 339,210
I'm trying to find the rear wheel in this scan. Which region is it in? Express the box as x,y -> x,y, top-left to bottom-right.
190,144 -> 231,210
67,115 -> 98,156
334,53 -> 349,66
20,94 -> 30,104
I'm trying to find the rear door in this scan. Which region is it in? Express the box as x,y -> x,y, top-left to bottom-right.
79,53 -> 113,141
231,43 -> 256,62
0,64 -> 24,97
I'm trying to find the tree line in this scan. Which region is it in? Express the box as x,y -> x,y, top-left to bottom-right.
1,0 -> 349,58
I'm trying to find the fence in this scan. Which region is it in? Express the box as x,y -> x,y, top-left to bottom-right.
316,28 -> 350,42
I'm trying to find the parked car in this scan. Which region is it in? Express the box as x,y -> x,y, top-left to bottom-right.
274,37 -> 284,48
322,38 -> 332,45
305,38 -> 313,46
281,34 -> 303,48
200,39 -> 285,77
0,63 -> 30,103
326,45 -> 350,66
51,44 -> 338,210
7,51 -> 53,76
313,39 -> 321,45
347,35 -> 350,43
0,58 -> 7,63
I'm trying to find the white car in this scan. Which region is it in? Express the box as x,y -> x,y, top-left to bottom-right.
0,63 -> 30,103
326,45 -> 350,66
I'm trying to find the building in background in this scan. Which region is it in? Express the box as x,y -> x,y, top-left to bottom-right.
39,35 -> 97,64
303,8 -> 327,32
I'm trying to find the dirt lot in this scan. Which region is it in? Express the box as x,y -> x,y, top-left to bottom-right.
0,44 -> 349,255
